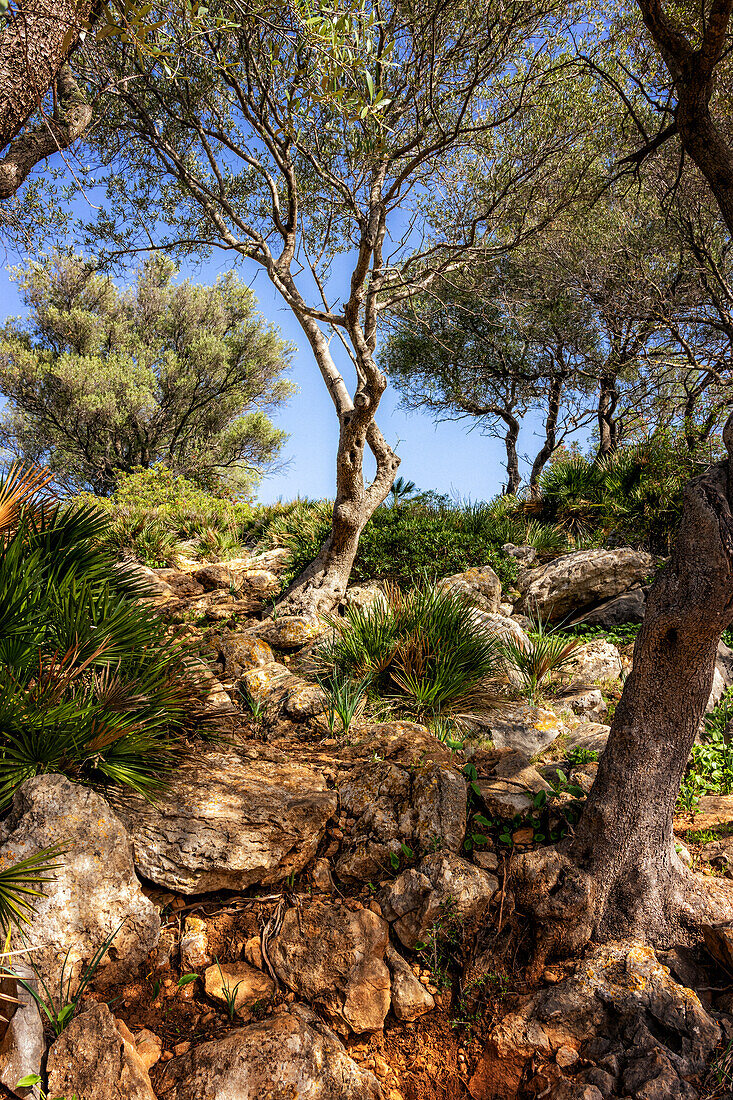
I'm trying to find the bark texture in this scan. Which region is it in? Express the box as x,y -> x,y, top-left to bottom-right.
0,0 -> 91,156
0,65 -> 92,199
514,411 -> 733,976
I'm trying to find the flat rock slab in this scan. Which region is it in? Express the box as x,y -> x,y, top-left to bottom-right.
115,747 -> 337,894
163,1006 -> 384,1099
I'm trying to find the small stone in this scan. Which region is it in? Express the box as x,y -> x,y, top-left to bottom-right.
512,826 -> 535,846
180,916 -> 211,971
556,1044 -> 579,1068
473,851 -> 499,872
135,1029 -> 162,1071
203,962 -> 275,1019
311,858 -> 334,892
244,935 -> 264,970
174,1041 -> 191,1056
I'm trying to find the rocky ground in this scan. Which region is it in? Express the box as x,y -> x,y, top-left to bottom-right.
3,544 -> 733,1100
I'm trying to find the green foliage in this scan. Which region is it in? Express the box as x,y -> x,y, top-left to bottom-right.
566,746 -> 600,766
0,845 -> 65,933
679,688 -> 733,811
316,669 -> 367,738
0,254 -> 293,495
11,923 -> 122,1036
0,465 -> 206,806
530,431 -> 722,552
500,615 -> 581,702
317,583 -> 507,722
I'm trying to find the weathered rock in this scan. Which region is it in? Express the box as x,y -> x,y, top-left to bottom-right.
572,586 -> 647,627
155,568 -> 205,597
554,689 -> 608,723
471,610 -> 530,647
0,776 -> 159,990
46,1003 -> 156,1100
0,967 -> 45,1098
340,721 -> 455,768
203,962 -> 275,1019
558,722 -> 611,759
240,660 -> 328,720
385,945 -> 435,1021
161,1006 -> 384,1099
341,582 -> 389,611
502,543 -> 538,565
472,749 -> 553,819
114,560 -> 176,597
562,639 -> 623,685
179,916 -> 211,971
217,632 -> 275,676
335,759 -> 466,882
247,547 -> 291,573
115,747 -> 337,894
380,852 -> 497,950
270,901 -> 391,1033
194,663 -> 237,716
238,568 -> 279,597
480,705 -> 567,757
438,564 -> 503,613
255,613 -> 326,650
519,548 -> 653,621
700,835 -> 733,871
469,941 -> 720,1100
134,1029 -> 162,1072
674,793 -> 733,834
703,921 -> 733,974
193,563 -> 235,591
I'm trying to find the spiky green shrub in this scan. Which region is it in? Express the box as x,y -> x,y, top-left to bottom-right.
0,465 -> 207,807
500,615 -> 581,703
317,583 -> 507,721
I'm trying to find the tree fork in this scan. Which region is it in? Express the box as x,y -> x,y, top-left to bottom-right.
514,411 -> 733,978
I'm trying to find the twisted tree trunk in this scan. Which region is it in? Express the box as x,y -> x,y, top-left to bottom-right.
514,412 -> 733,977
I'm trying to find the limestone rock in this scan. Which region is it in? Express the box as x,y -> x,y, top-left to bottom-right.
380,852 -> 497,950
554,689 -> 608,723
134,1029 -> 162,1072
438,564 -> 502,612
247,547 -> 291,573
469,941 -> 720,1100
502,543 -> 538,565
155,568 -> 205,597
238,568 -> 279,597
179,916 -> 211,971
562,639 -> 623,685
674,793 -> 733,834
473,749 -> 553,820
519,548 -> 653,621
270,900 -> 391,1033
46,1004 -> 156,1100
240,660 -> 328,720
558,722 -> 610,759
335,759 -> 466,882
0,967 -> 45,1097
385,945 -> 435,1021
161,1006 -> 383,1099
482,705 -> 567,757
203,962 -> 275,1019
115,747 -> 337,894
707,640 -> 733,711
255,613 -> 325,650
194,563 -> 234,591
572,586 -> 647,627
217,632 -> 274,676
703,921 -> 733,973
341,582 -> 388,612
114,560 -> 176,598
700,835 -> 733,871
0,776 -> 159,990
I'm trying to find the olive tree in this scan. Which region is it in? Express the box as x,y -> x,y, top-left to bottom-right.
74,0 -> 581,613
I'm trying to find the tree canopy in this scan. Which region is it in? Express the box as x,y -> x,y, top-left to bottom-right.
0,253 -> 293,494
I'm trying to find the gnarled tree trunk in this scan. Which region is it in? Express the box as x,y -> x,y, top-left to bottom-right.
514,412 -> 733,977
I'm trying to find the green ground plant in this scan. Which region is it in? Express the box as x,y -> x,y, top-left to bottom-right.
0,463 -> 207,806
678,688 -> 733,811
316,670 -> 368,738
317,583 -> 507,723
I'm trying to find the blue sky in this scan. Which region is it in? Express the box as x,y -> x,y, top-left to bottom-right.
0,243 -> 544,504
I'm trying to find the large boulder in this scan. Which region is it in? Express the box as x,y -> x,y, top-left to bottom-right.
270,900 -> 391,1033
518,549 -> 653,622
335,758 -> 466,882
380,852 -> 498,950
161,1006 -> 383,1099
254,613 -> 326,650
438,565 -> 503,613
46,1004 -> 156,1100
0,776 -> 159,990
114,747 -> 337,894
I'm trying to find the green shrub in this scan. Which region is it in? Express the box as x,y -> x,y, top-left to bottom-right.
0,465 -> 207,806
679,688 -> 733,811
501,617 -> 581,702
317,583 -> 507,722
531,431 -> 722,552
